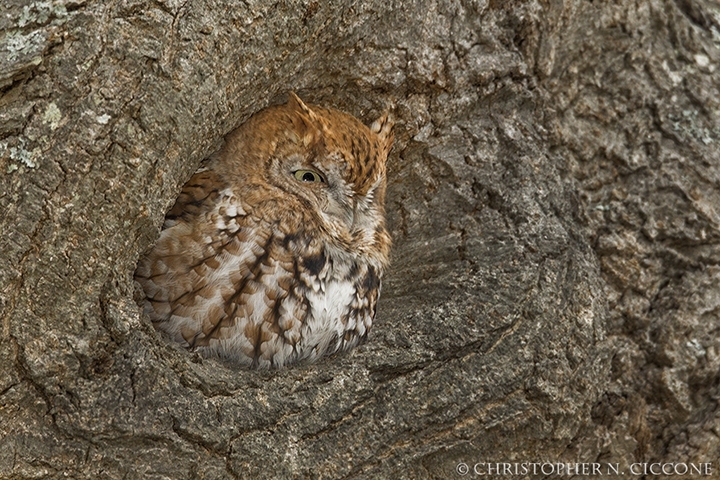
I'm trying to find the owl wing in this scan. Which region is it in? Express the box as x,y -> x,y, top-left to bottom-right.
190,228 -> 316,368
163,168 -> 224,229
136,174 -> 315,366
136,167 -> 238,342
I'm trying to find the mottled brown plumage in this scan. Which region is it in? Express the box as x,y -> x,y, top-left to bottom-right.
135,93 -> 393,368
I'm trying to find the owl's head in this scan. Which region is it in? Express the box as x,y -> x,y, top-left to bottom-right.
222,93 -> 394,263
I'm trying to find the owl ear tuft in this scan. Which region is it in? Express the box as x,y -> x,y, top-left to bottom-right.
287,92 -> 321,146
371,111 -> 394,158
287,92 -> 319,122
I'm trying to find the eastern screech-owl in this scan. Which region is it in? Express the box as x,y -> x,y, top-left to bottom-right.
135,93 -> 393,368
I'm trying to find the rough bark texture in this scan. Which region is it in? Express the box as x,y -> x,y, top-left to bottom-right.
1,0 -> 718,478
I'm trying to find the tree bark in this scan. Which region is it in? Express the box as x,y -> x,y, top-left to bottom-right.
0,0 -> 718,478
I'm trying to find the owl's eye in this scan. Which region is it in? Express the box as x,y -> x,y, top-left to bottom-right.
293,170 -> 325,183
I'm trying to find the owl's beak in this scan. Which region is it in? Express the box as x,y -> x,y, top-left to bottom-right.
324,194 -> 355,228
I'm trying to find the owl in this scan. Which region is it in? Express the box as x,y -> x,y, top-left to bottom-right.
135,93 -> 394,369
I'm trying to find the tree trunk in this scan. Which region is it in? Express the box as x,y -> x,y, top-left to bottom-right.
1,0 -> 718,477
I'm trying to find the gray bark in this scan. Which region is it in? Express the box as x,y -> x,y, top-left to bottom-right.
1,0 -> 718,478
